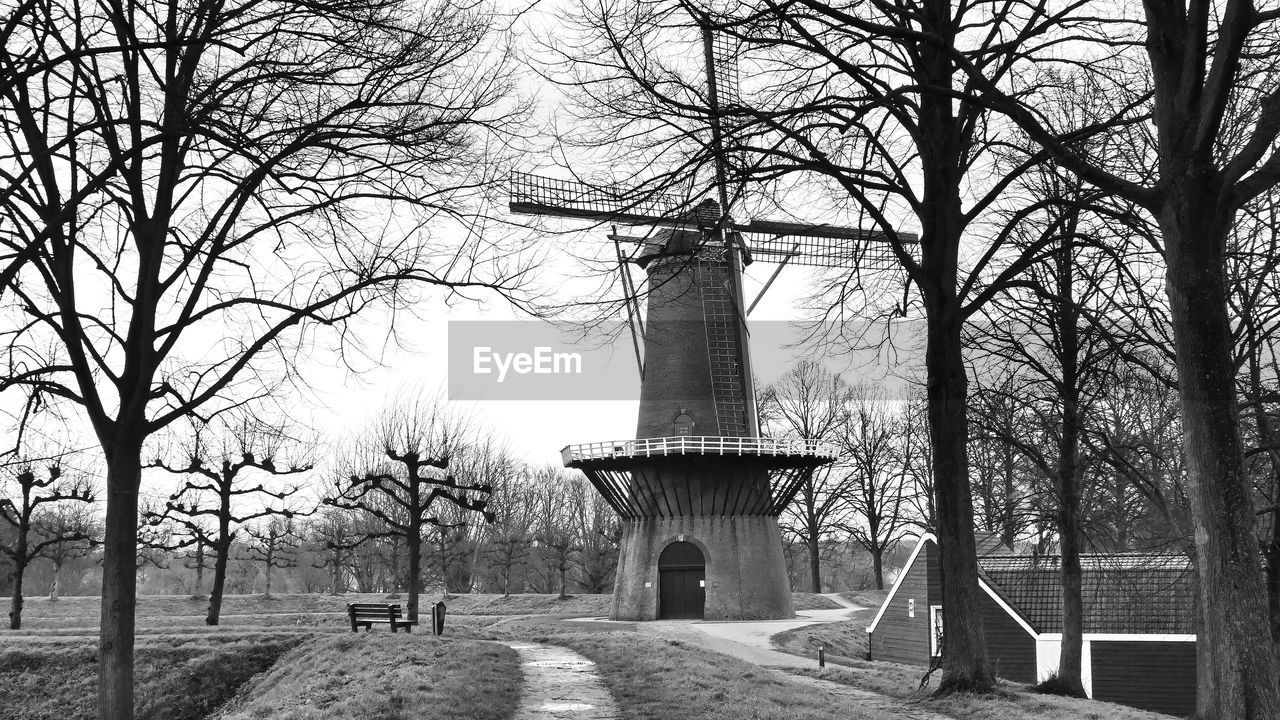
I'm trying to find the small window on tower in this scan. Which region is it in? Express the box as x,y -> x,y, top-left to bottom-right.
673,409 -> 695,435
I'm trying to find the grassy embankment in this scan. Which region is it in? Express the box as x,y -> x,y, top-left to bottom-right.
3,592 -> 578,719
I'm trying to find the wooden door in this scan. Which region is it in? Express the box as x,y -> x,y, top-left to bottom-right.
658,542 -> 705,619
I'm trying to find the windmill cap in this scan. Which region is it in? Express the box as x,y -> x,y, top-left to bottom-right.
634,226 -> 709,268
693,198 -> 721,227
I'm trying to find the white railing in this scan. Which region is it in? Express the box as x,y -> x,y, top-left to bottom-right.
561,435 -> 840,465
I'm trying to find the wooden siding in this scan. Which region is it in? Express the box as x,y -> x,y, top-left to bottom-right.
869,541 -> 934,665
978,591 -> 1036,682
1091,640 -> 1196,716
871,539 -> 1036,681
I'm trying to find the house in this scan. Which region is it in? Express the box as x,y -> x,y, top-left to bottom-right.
866,533 -> 1196,716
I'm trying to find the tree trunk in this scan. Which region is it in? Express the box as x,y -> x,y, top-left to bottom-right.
926,315 -> 995,694
263,543 -> 274,598
1268,513 -> 1279,643
9,557 -> 24,630
390,537 -> 401,594
407,517 -> 422,622
99,445 -> 142,720
1054,238 -> 1086,697
193,543 -> 205,594
915,0 -> 994,695
206,529 -> 231,625
1001,437 -> 1017,548
1161,190 -> 1280,720
50,560 -> 62,601
807,525 -> 822,592
331,552 -> 343,595
872,547 -> 884,590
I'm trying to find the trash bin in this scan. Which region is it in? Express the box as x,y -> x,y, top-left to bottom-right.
431,601 -> 446,636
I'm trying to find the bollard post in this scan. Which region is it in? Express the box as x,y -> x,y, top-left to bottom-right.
818,644 -> 825,668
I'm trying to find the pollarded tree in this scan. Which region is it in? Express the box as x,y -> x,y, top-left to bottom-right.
0,0 -> 531,715
145,416 -> 309,625
325,398 -> 495,621
0,461 -> 94,629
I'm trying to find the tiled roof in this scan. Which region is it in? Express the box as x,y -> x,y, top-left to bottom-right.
974,531 -> 1016,558
978,553 -> 1195,634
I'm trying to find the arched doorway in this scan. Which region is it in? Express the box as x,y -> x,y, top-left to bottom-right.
658,541 -> 705,619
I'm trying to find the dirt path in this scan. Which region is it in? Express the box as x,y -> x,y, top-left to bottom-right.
506,642 -> 622,720
546,604 -> 952,720
821,592 -> 868,610
641,608 -> 955,720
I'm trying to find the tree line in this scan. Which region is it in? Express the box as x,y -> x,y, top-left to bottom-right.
1,400 -> 624,630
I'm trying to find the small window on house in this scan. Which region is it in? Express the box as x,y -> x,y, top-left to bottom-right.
930,605 -> 944,657
908,598 -> 915,618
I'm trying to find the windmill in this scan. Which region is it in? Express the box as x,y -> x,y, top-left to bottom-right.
512,12 -> 918,620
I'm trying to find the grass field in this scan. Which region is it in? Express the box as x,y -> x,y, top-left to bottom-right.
6,590 -> 1173,720
15,590 -> 841,629
14,591 -> 615,626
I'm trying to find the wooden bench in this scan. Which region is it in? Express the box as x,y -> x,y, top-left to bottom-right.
347,603 -> 417,633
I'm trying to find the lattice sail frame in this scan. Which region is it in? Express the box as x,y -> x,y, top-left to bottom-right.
511,172 -> 914,270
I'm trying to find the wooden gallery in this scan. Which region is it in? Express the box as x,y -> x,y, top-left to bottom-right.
866,534 -> 1196,716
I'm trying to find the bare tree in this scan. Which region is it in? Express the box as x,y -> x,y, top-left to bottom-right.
960,2 -> 1280,712
325,398 -> 494,621
36,500 -> 100,601
526,465 -> 577,598
244,516 -> 301,597
898,390 -> 936,532
480,470 -> 535,596
309,506 -> 363,595
145,417 -> 308,624
0,461 -> 93,628
839,385 -> 909,591
569,475 -> 620,594
760,360 -> 854,592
